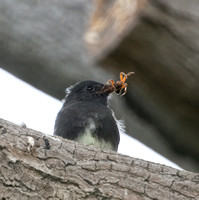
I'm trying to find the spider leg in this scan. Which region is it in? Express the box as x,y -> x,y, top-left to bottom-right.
120,72 -> 124,81
121,83 -> 127,90
103,80 -> 115,88
120,84 -> 128,96
120,72 -> 135,83
117,83 -> 127,95
120,72 -> 127,84
109,79 -> 115,86
126,72 -> 135,77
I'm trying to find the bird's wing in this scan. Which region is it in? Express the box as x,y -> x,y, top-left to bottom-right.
54,104 -> 88,140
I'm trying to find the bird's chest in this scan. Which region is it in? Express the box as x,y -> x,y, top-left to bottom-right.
76,118 -> 113,150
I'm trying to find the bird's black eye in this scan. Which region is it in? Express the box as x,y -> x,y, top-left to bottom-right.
86,85 -> 94,91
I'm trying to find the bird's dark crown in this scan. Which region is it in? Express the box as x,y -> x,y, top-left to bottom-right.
64,80 -> 108,105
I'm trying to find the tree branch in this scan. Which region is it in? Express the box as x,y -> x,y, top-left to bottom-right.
0,118 -> 198,199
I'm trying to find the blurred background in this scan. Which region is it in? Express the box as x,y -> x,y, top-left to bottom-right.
0,0 -> 198,172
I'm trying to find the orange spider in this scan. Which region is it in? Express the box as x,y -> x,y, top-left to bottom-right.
102,72 -> 134,96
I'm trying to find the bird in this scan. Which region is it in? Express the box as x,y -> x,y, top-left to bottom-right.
54,72 -> 134,151
54,80 -> 120,151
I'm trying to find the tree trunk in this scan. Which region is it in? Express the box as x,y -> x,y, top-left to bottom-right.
0,118 -> 198,200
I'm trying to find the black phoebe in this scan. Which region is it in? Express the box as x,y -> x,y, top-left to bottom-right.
54,80 -> 120,151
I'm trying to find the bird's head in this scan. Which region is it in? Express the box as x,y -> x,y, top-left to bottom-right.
63,72 -> 134,105
64,80 -> 111,105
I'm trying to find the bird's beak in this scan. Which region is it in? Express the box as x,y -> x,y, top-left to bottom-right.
99,84 -> 115,95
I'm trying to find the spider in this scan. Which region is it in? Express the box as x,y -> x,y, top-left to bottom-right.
102,72 -> 134,96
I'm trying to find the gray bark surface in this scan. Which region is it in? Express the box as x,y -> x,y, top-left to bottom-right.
0,0 -> 199,171
0,118 -> 199,200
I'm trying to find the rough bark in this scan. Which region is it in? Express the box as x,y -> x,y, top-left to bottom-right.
0,118 -> 199,200
0,0 -> 199,172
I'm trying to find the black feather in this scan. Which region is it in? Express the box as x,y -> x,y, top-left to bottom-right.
54,80 -> 120,151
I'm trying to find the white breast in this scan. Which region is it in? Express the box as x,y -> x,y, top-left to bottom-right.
76,118 -> 113,150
